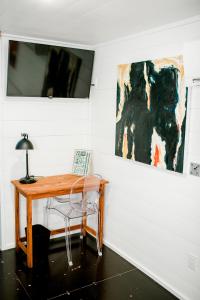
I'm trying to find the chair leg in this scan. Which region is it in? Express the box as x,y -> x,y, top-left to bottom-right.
65,218 -> 73,266
44,198 -> 51,228
96,211 -> 102,256
80,192 -> 84,240
80,216 -> 84,240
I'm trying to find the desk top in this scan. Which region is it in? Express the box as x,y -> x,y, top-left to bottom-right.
11,174 -> 108,200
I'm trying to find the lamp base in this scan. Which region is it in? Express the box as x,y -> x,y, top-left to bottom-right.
19,176 -> 37,184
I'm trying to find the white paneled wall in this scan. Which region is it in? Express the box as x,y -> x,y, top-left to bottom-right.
0,37 -> 4,248
0,17 -> 200,300
91,18 -> 200,300
0,37 -> 92,249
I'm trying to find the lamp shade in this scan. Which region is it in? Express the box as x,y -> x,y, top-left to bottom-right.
15,134 -> 34,150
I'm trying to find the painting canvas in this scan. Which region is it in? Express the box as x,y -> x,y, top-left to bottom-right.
115,55 -> 187,173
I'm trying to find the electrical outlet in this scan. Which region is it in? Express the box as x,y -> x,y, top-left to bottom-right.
190,162 -> 200,177
187,254 -> 198,271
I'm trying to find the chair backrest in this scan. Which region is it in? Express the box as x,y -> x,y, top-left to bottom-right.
69,174 -> 102,213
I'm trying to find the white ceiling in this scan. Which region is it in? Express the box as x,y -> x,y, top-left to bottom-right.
0,0 -> 200,45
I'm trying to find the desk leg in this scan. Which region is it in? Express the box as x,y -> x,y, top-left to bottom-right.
27,197 -> 33,268
82,215 -> 87,237
99,187 -> 105,249
15,188 -> 20,252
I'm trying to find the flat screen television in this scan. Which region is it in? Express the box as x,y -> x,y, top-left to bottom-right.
7,40 -> 95,98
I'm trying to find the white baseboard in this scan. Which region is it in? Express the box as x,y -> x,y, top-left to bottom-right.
0,242 -> 15,251
104,239 -> 189,300
0,232 -> 74,251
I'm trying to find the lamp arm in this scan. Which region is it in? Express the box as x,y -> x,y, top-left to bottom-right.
26,150 -> 30,178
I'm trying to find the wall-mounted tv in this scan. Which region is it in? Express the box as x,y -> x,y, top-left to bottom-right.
7,40 -> 95,98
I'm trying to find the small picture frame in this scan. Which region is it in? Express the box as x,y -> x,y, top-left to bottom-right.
72,149 -> 91,176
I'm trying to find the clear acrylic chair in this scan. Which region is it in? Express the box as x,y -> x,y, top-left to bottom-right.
46,174 -> 102,267
52,150 -> 91,205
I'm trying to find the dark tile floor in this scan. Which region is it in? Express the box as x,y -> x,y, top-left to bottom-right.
0,235 -> 178,300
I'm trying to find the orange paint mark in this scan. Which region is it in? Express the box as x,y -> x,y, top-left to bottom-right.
122,133 -> 128,158
154,145 -> 160,167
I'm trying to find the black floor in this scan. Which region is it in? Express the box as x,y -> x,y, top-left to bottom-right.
0,235 -> 178,300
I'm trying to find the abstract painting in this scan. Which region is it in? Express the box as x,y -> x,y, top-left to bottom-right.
115,55 -> 187,173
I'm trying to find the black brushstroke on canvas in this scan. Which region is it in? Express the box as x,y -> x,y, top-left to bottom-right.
115,61 -> 187,173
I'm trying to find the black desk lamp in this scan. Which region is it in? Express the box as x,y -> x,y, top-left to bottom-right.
15,133 -> 37,184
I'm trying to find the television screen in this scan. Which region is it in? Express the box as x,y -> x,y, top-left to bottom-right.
7,40 -> 95,98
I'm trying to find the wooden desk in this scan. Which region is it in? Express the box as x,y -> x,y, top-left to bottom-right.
11,174 -> 108,268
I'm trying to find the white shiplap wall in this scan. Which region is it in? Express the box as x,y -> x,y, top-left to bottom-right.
0,17 -> 200,300
91,18 -> 200,300
0,36 -> 93,250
